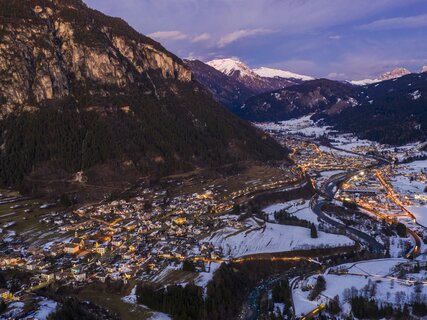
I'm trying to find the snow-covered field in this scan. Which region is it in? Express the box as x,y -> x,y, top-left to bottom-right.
255,114 -> 332,138
332,258 -> 406,276
255,116 -> 379,153
263,199 -> 319,225
293,259 -> 427,317
330,134 -> 380,152
407,206 -> 427,228
263,203 -> 289,215
206,219 -> 353,258
391,160 -> 427,195
256,115 -> 426,161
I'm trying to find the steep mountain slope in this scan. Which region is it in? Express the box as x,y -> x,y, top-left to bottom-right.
187,58 -> 310,111
184,59 -> 256,111
238,79 -> 359,121
350,68 -> 411,86
0,0 -> 286,194
323,72 -> 427,145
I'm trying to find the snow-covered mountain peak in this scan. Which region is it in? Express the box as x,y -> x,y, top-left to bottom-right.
202,57 -> 313,96
207,58 -> 256,78
421,66 -> 427,73
377,67 -> 411,81
350,67 -> 411,86
253,67 -> 314,81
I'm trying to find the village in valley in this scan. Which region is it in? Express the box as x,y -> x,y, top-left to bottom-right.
2,115 -> 427,319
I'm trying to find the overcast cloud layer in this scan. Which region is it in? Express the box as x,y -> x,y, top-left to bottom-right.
84,0 -> 427,80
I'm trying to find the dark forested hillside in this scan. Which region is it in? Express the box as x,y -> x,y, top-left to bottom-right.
184,59 -> 256,112
238,79 -> 359,121
0,0 -> 286,195
322,73 -> 427,145
232,71 -> 427,146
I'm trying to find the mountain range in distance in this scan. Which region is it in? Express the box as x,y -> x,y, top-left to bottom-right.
187,58 -> 427,145
187,58 -> 427,113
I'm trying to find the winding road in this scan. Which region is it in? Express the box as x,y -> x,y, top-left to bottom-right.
311,195 -> 384,254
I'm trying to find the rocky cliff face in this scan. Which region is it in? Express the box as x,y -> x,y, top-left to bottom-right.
0,0 -> 285,197
0,0 -> 191,116
377,67 -> 411,81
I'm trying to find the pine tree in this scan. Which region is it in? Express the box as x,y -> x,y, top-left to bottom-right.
310,223 -> 318,238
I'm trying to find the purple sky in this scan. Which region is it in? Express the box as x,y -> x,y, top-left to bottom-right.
84,0 -> 427,80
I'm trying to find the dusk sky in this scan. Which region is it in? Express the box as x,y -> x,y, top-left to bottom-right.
84,0 -> 427,80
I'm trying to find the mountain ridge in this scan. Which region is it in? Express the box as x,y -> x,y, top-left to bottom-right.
253,67 -> 314,81
187,58 -> 310,111
349,67 -> 411,86
0,0 -> 286,198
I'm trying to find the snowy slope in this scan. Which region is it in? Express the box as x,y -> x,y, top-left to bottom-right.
207,58 -> 256,78
207,58 -> 313,82
253,67 -> 314,81
293,259 -> 423,317
206,220 -> 353,258
205,58 -> 300,94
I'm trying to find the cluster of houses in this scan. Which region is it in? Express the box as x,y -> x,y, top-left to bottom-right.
285,138 -> 373,177
0,187 -> 248,304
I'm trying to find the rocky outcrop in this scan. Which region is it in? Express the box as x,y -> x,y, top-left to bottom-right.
350,67 -> 412,86
377,67 -> 411,81
0,0 -> 191,116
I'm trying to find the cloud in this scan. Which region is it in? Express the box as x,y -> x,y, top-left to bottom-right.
192,33 -> 211,43
217,28 -> 272,47
327,72 -> 346,79
84,0 -> 427,79
147,30 -> 188,41
359,14 -> 427,30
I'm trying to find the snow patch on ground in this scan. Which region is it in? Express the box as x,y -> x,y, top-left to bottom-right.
149,312 -> 172,320
195,262 -> 221,288
293,258 -> 426,317
1,302 -> 25,319
122,286 -> 137,304
31,298 -> 58,320
410,90 -> 421,100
